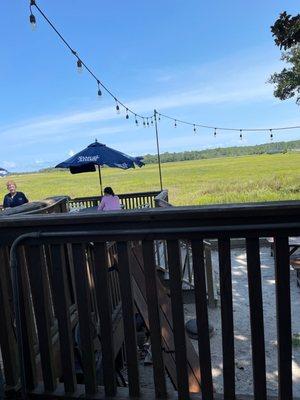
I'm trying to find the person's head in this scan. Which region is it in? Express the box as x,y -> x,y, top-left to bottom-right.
103,187 -> 115,196
6,180 -> 17,194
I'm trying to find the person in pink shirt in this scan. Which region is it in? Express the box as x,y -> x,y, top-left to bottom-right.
98,187 -> 122,211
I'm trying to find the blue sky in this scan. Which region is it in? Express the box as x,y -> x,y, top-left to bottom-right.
1,0 -> 299,172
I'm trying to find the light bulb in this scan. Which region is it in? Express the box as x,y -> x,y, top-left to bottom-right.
193,125 -> 196,133
214,128 -> 217,137
143,119 -> 146,128
30,14 -> 36,30
116,102 -> 120,114
126,109 -> 129,119
77,59 -> 83,73
174,120 -> 177,128
135,115 -> 138,126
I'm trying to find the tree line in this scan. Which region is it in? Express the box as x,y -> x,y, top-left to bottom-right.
142,140 -> 300,164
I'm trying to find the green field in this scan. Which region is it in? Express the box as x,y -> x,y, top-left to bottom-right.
1,153 -> 299,206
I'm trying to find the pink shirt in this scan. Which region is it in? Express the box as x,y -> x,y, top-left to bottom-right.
98,195 -> 121,211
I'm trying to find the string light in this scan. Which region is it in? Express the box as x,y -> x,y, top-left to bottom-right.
27,1 -> 300,142
77,59 -> 83,73
97,80 -> 102,97
214,128 -> 217,137
115,99 -> 120,114
29,0 -> 36,30
240,129 -> 243,140
135,115 -> 139,126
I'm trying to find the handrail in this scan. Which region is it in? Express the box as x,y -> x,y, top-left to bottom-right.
0,196 -> 69,217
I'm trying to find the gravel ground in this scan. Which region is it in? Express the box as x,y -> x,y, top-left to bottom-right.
184,245 -> 300,397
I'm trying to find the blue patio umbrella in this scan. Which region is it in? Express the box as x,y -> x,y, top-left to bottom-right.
0,168 -> 8,178
55,140 -> 144,194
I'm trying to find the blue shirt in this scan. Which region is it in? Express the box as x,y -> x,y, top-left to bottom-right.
3,192 -> 28,208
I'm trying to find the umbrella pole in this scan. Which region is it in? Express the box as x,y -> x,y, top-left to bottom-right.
154,109 -> 163,191
97,165 -> 103,195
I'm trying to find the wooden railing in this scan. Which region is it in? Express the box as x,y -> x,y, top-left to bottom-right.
69,191 -> 162,210
0,201 -> 299,399
0,196 -> 69,216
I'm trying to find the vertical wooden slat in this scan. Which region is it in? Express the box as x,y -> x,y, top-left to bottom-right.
167,239 -> 190,399
17,248 -> 37,391
117,241 -> 140,397
50,244 -> 77,394
26,245 -> 56,392
93,242 -> 117,396
142,240 -> 167,398
246,238 -> 267,400
274,236 -> 292,400
191,240 -> 213,400
72,243 -> 97,396
0,248 -> 19,388
218,238 -> 235,399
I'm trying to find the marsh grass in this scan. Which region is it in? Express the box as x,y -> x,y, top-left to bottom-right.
1,153 -> 299,206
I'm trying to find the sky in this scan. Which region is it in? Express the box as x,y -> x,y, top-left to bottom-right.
0,0 -> 300,172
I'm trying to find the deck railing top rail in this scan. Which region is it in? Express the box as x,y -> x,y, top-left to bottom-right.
0,200 -> 299,244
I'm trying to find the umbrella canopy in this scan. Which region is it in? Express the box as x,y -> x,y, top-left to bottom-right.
0,168 -> 8,178
55,140 -> 144,194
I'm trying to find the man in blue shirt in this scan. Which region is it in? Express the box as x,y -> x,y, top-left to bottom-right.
3,181 -> 28,208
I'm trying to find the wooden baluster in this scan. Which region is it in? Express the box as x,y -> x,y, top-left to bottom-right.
117,241 -> 140,397
93,242 -> 117,396
218,238 -> 235,399
191,239 -> 213,400
17,247 -> 37,391
26,245 -> 56,392
50,244 -> 77,394
142,240 -> 167,398
0,248 -> 19,388
72,243 -> 97,396
246,238 -> 267,400
167,239 -> 190,399
274,236 -> 292,400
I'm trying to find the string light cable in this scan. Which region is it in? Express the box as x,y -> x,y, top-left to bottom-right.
28,0 -> 300,138
28,0 -> 153,123
156,111 -> 300,138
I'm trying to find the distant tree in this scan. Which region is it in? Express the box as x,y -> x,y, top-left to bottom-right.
269,12 -> 300,104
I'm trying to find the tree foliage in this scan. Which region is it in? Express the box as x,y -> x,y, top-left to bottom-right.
270,12 -> 300,104
142,140 -> 300,164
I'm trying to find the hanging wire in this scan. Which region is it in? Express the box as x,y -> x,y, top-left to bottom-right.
157,112 -> 300,133
29,1 -> 300,137
29,0 -> 153,122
